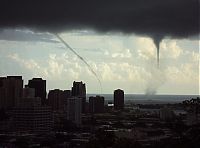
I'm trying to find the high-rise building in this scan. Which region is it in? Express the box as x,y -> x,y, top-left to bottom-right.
48,89 -> 64,111
89,95 -> 104,113
14,87 -> 36,107
48,89 -> 71,111
28,78 -> 46,105
0,87 -> 6,109
63,90 -> 71,112
0,77 -> 6,87
11,97 -> 52,134
0,76 -> 23,108
67,97 -> 82,127
71,81 -> 86,113
114,89 -> 124,110
0,77 -> 6,109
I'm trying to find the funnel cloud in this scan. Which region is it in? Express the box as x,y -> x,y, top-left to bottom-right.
152,34 -> 163,67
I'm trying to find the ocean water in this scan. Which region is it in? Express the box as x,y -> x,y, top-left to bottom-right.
87,94 -> 199,104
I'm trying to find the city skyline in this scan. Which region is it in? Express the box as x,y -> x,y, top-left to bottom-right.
0,1 -> 199,147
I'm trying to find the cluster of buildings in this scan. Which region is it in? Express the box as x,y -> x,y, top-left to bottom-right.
0,76 -> 199,147
0,76 -> 125,134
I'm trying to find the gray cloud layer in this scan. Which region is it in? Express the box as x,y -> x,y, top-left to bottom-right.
0,29 -> 59,43
0,0 -> 199,40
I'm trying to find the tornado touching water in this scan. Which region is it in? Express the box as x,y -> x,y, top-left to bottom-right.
55,33 -> 102,93
144,35 -> 166,95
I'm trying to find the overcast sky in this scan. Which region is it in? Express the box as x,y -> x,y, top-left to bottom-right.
0,0 -> 199,94
0,29 -> 199,94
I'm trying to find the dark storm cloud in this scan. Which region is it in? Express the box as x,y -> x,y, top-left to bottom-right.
0,0 -> 199,39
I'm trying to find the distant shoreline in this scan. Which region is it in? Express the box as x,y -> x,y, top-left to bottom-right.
86,94 -> 199,104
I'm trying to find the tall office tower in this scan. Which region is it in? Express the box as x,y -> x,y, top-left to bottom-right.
63,90 -> 71,112
114,89 -> 124,110
89,95 -> 105,114
67,97 -> 82,127
71,81 -> 86,113
28,78 -> 46,105
12,97 -> 52,134
0,76 -> 23,108
48,89 -> 71,111
0,77 -> 6,109
48,89 -> 71,130
0,87 -> 6,109
0,77 -> 5,87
